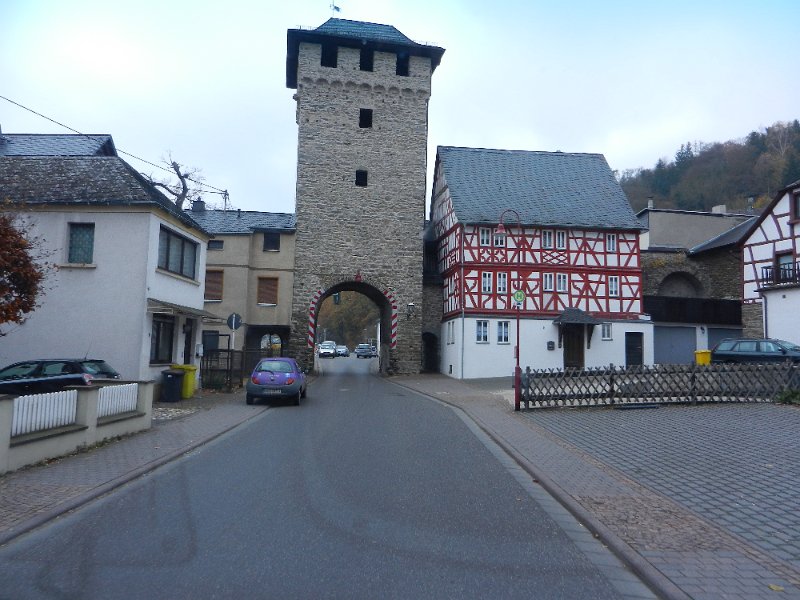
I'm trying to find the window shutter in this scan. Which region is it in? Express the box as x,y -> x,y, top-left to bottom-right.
258,277 -> 279,304
205,271 -> 224,300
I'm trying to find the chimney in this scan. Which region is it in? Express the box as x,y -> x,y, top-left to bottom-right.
191,198 -> 206,212
711,204 -> 727,214
747,196 -> 755,214
647,196 -> 654,209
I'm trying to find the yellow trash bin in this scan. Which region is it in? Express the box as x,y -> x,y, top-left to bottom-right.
694,350 -> 711,365
171,364 -> 198,398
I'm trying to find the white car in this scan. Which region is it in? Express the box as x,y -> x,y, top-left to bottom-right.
318,341 -> 337,358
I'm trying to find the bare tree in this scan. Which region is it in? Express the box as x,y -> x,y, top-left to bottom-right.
145,156 -> 205,210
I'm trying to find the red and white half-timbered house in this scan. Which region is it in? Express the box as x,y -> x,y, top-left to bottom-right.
742,179 -> 800,344
431,146 -> 654,378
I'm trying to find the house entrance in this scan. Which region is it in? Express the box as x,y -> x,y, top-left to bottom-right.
562,325 -> 585,369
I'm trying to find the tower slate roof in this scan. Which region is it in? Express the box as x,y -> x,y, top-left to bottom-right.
436,146 -> 643,231
0,133 -> 116,157
286,18 -> 445,88
186,208 -> 296,235
0,155 -> 208,234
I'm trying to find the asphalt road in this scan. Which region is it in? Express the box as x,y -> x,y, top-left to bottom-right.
0,357 -> 653,599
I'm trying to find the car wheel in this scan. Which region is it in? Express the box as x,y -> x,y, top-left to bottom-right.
293,392 -> 300,406
301,386 -> 307,399
246,394 -> 254,405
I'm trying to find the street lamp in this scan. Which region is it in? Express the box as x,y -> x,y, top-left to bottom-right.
496,209 -> 523,411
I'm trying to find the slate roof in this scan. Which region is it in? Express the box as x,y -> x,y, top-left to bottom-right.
0,156 -> 208,234
286,18 -> 445,88
314,18 -> 415,45
688,216 -> 757,254
0,134 -> 116,157
436,146 -> 643,231
186,208 -> 296,235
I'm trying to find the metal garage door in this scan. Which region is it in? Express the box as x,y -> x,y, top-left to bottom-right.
654,326 -> 696,364
707,328 -> 741,349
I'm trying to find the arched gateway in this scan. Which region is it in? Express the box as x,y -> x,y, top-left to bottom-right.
285,19 -> 445,374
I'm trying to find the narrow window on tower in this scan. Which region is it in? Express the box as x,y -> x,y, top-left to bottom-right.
355,170 -> 368,187
359,108 -> 373,129
396,52 -> 409,76
360,48 -> 374,71
321,43 -> 337,68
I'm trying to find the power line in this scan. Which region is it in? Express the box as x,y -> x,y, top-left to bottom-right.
0,94 -> 229,197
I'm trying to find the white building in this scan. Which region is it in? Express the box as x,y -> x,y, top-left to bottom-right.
0,150 -> 215,383
742,179 -> 800,344
430,147 -> 654,379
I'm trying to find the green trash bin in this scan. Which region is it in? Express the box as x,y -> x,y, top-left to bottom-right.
171,364 -> 198,399
161,369 -> 184,403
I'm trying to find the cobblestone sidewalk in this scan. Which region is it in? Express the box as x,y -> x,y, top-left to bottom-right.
392,373 -> 800,600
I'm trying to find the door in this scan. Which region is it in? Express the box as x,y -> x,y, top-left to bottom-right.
562,325 -> 585,369
625,332 -> 644,367
182,320 -> 194,365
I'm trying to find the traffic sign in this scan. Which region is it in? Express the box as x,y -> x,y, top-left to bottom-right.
512,290 -> 525,304
227,313 -> 243,330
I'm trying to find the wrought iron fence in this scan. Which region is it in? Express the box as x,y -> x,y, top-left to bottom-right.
521,362 -> 800,409
200,349 -> 271,391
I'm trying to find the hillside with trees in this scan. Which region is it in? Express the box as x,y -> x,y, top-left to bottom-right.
316,291 -> 380,349
619,120 -> 800,213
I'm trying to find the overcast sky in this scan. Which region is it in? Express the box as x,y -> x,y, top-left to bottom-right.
3,0 -> 798,215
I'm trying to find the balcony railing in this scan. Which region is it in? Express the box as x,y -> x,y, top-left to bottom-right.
761,262 -> 800,287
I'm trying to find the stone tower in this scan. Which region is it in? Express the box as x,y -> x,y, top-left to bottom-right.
286,19 -> 444,373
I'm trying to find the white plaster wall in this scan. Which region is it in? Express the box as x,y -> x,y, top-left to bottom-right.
140,215 -> 208,382
763,288 -> 800,345
0,210 -> 151,380
442,317 -> 655,379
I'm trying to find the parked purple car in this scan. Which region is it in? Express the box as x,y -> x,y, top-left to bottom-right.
245,357 -> 307,406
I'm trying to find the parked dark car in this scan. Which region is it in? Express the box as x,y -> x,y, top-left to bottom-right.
245,357 -> 306,406
710,339 -> 800,364
0,359 -> 121,396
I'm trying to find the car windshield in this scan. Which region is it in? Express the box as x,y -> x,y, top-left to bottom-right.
357,344 -> 370,349
776,340 -> 800,351
257,360 -> 294,373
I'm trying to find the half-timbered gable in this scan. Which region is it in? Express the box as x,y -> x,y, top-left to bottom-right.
431,146 -> 653,378
741,180 -> 800,343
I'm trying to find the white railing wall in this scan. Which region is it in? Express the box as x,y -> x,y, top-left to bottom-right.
12,390 -> 78,437
97,383 -> 138,418
0,381 -> 154,474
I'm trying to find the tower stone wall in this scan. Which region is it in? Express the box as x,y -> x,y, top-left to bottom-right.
287,25 -> 442,374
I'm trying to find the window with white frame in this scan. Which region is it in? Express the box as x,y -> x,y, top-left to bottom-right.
608,275 -> 620,297
447,321 -> 455,345
479,227 -> 491,246
493,231 -> 506,247
476,320 -> 488,343
601,323 -> 613,340
543,272 -> 554,291
497,272 -> 508,294
497,321 -> 510,344
606,233 -> 617,253
541,230 -> 553,249
482,272 -> 492,293
556,273 -> 568,292
555,230 -> 567,250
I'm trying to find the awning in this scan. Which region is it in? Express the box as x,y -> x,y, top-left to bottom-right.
147,298 -> 224,323
552,308 -> 603,326
553,308 -> 604,349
